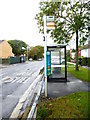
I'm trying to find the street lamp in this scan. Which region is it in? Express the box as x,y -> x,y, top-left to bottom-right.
20,46 -> 26,62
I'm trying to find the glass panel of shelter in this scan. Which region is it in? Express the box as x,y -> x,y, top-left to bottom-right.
48,47 -> 65,79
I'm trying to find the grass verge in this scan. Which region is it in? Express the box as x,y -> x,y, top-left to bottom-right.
36,92 -> 90,119
67,63 -> 90,82
39,67 -> 44,74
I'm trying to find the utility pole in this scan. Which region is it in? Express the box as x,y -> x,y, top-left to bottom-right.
43,15 -> 47,97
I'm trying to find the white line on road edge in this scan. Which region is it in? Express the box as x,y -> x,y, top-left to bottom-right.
11,77 -> 20,83
1,76 -> 11,81
10,74 -> 43,118
27,75 -> 44,120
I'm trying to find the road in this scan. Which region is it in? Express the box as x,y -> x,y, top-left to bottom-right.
0,61 -> 44,119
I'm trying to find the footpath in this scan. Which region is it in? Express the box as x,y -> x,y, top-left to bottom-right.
47,73 -> 90,97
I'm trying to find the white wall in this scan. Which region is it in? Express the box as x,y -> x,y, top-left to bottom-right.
81,48 -> 90,57
71,52 -> 75,59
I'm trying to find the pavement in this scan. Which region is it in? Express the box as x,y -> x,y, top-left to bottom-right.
47,73 -> 90,98
82,66 -> 90,70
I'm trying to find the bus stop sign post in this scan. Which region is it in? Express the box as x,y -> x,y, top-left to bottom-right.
44,16 -> 55,97
44,15 -> 47,97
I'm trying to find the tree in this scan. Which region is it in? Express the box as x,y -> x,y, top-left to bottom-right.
8,40 -> 27,56
67,50 -> 70,62
36,45 -> 44,54
29,46 -> 44,60
35,0 -> 89,70
72,49 -> 76,53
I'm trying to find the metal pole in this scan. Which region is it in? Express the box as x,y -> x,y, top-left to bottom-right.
27,46 -> 28,61
65,46 -> 67,81
43,15 -> 47,97
70,40 -> 71,62
59,49 -> 61,65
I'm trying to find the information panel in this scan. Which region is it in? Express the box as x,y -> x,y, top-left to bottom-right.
47,51 -> 51,76
46,16 -> 55,30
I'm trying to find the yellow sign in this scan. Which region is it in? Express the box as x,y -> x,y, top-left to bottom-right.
46,16 -> 55,30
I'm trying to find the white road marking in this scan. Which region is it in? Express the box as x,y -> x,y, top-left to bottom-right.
17,77 -> 26,83
11,77 -> 20,83
4,80 -> 12,83
23,78 -> 30,83
2,76 -> 11,81
2,77 -> 14,84
10,77 -> 28,84
21,77 -> 28,83
16,78 -> 23,83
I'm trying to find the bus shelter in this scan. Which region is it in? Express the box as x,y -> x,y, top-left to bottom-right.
47,44 -> 67,82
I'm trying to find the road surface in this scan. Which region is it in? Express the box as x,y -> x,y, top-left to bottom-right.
0,61 -> 44,119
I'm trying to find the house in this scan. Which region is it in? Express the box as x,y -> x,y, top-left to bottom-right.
71,52 -> 75,59
0,40 -> 14,58
79,41 -> 90,58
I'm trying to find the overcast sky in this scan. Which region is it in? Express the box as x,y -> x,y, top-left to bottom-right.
0,0 -> 45,46
0,0 -> 76,49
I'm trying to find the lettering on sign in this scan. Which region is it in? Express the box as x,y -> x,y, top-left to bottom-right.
46,16 -> 55,30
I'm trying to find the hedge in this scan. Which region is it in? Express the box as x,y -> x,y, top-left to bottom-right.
82,57 -> 90,67
10,57 -> 20,64
0,58 -> 10,64
0,56 -> 26,64
87,58 -> 90,67
82,57 -> 87,66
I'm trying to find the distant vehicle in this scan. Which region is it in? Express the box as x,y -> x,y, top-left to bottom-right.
38,58 -> 42,61
29,58 -> 33,61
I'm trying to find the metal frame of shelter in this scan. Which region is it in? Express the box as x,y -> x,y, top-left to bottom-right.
47,44 -> 67,82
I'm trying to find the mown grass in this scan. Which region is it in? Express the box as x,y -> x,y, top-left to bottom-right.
39,67 -> 44,74
67,63 -> 90,82
36,92 -> 90,119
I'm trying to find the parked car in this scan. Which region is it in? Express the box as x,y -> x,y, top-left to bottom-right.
29,58 -> 33,61
38,58 -> 42,61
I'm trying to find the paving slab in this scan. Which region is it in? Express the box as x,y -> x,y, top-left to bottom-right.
47,73 -> 90,97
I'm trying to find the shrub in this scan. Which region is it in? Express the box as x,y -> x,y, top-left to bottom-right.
36,108 -> 48,120
0,58 -> 2,64
0,58 -> 10,64
67,57 -> 70,62
66,50 -> 70,62
87,58 -> 90,67
82,57 -> 87,66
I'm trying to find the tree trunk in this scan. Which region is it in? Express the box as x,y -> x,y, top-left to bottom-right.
76,30 -> 79,71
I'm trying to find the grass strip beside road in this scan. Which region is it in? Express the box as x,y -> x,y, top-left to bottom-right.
67,63 -> 89,82
36,92 -> 90,119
